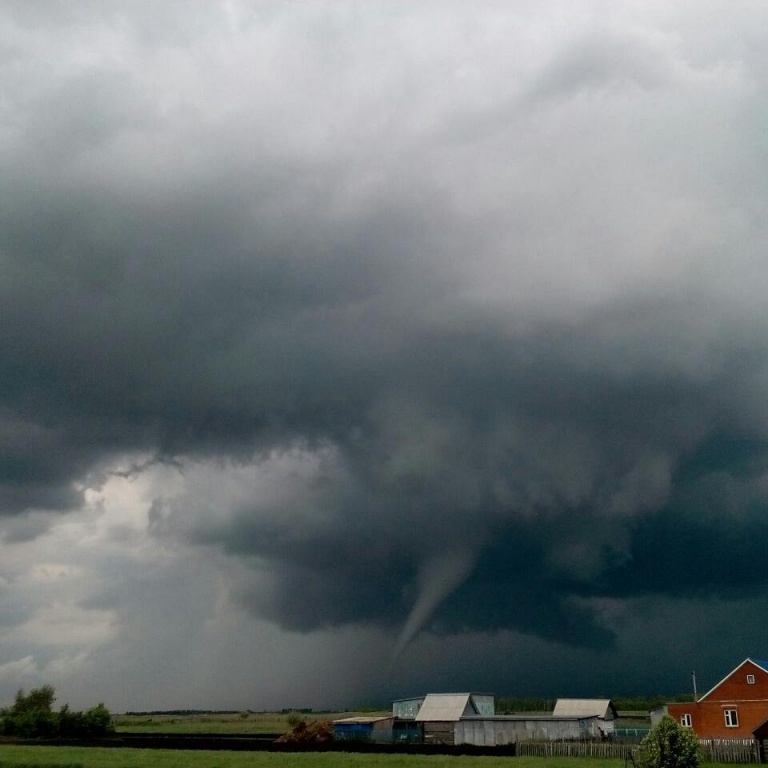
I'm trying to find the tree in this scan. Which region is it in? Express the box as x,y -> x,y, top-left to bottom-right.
0,685 -> 114,740
636,715 -> 702,768
13,685 -> 56,713
1,686 -> 59,738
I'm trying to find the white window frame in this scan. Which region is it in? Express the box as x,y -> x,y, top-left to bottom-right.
724,709 -> 739,728
680,714 -> 692,727
747,674 -> 756,684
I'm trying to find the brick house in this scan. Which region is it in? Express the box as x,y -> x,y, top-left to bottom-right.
667,658 -> 768,739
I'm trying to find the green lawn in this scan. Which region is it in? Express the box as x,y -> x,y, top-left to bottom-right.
0,747 -> 749,768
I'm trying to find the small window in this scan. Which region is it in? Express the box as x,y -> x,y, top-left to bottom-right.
681,714 -> 692,727
724,709 -> 739,728
747,674 -> 756,684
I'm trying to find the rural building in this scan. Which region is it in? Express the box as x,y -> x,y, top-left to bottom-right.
415,693 -> 494,744
392,696 -> 426,718
666,658 -> 768,739
391,692 -> 608,746
333,716 -> 394,742
553,699 -> 618,736
456,714 -> 602,745
392,719 -> 423,743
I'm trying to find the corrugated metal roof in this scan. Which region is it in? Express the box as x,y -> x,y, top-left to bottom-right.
461,715 -> 598,722
333,716 -> 392,724
553,699 -> 614,719
415,693 -> 477,722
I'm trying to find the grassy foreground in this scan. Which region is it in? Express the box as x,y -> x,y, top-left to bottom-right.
0,748 -> 508,768
0,748 -> 747,768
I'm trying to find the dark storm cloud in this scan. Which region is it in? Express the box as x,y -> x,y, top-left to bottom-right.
3,0 -> 768,672
166,299 -> 768,650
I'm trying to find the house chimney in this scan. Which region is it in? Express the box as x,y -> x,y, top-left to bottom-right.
692,671 -> 698,703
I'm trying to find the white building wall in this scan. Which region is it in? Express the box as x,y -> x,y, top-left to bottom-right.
455,717 -> 600,745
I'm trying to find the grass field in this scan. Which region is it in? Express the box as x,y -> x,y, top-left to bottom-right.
0,747 -> 613,768
111,711 -> 382,734
0,746 -> 749,768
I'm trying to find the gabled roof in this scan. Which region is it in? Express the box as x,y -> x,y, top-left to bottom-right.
699,657 -> 768,702
414,693 -> 478,722
553,699 -> 617,719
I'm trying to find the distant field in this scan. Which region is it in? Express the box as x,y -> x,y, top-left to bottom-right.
0,746 -> 751,768
112,711 -> 387,734
112,709 -> 650,735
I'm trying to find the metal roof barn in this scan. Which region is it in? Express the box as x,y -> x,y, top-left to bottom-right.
456,715 -> 602,745
553,699 -> 617,720
415,693 -> 492,721
552,699 -> 617,737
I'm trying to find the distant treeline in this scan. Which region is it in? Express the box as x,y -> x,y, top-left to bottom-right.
124,709 -> 243,715
123,708 -> 319,715
496,695 -> 694,713
612,695 -> 694,711
496,698 -> 556,713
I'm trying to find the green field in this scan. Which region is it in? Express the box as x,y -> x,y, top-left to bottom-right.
0,747 -> 749,768
112,711 -> 381,734
0,748 -> 613,768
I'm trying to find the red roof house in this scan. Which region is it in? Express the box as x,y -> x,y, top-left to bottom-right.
668,658 -> 768,739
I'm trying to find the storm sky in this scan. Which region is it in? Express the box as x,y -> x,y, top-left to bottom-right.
2,0 -> 768,711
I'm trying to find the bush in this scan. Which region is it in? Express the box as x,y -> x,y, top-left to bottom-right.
0,686 -> 114,740
637,715 -> 702,768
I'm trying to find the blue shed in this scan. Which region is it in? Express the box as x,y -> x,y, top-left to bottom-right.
333,716 -> 394,743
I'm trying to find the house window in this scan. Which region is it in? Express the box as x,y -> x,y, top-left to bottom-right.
724,709 -> 739,728
747,674 -> 756,684
681,714 -> 692,727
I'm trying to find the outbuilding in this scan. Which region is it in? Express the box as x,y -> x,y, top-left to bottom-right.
333,716 -> 395,743
456,714 -> 601,745
415,693 -> 491,744
553,699 -> 618,736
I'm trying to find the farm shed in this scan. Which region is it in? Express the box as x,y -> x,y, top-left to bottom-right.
667,657 -> 768,739
414,693 -> 493,720
333,716 -> 394,743
392,719 -> 423,743
392,696 -> 426,718
553,699 -> 617,736
456,715 -> 602,745
415,693 -> 493,745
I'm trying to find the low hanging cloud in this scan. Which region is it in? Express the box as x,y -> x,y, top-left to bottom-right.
2,0 -> 768,703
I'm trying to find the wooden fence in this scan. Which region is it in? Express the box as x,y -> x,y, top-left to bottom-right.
700,739 -> 759,764
517,739 -> 761,764
517,742 -> 633,760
